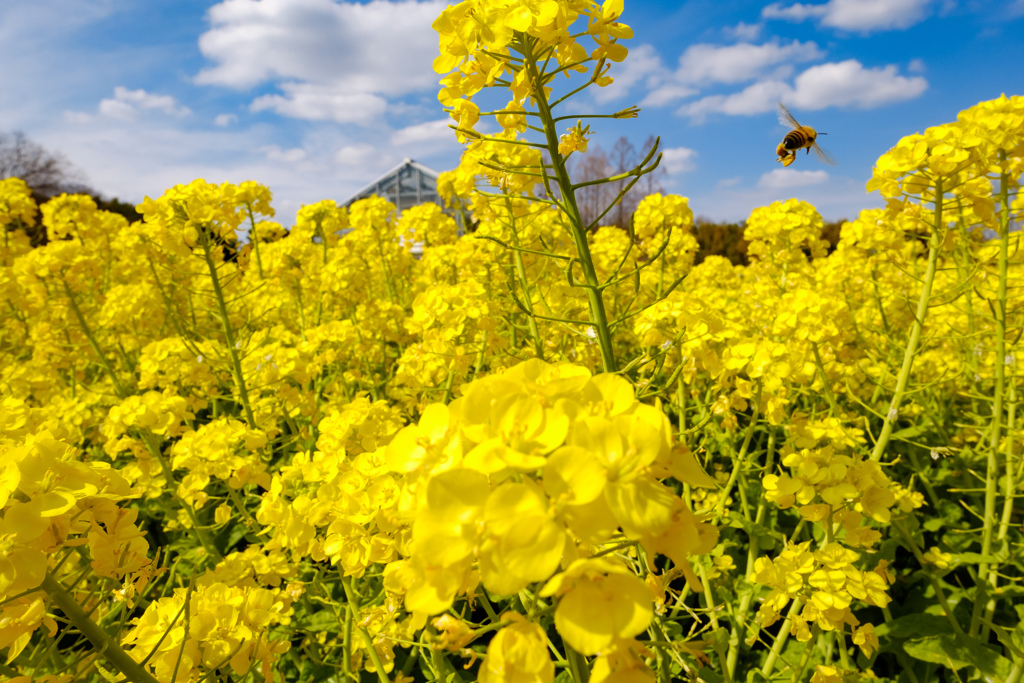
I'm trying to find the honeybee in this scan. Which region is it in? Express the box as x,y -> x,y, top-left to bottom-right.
776,102 -> 837,167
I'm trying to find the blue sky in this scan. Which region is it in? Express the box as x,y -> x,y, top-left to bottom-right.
1,0 -> 1021,223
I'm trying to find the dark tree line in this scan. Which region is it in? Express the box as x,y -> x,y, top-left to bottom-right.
1,131 -> 140,245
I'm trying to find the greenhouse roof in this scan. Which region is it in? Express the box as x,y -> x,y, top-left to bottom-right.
342,157 -> 443,213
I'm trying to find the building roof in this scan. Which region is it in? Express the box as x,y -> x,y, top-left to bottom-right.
342,157 -> 443,211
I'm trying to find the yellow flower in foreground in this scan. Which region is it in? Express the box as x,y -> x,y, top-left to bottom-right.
541,559 -> 652,656
479,613 -> 554,683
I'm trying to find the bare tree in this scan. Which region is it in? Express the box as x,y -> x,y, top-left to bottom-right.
608,136 -> 639,228
559,135 -> 668,231
567,145 -> 615,231
0,131 -> 91,198
636,135 -> 666,199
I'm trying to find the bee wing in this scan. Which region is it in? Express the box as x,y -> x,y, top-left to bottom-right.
812,141 -> 838,166
777,102 -> 801,129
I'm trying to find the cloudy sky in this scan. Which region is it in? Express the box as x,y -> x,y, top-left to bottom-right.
1,0 -> 1020,222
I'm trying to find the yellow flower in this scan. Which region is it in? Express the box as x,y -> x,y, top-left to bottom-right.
478,481 -> 565,595
810,665 -> 844,683
541,559 -> 653,656
853,623 -> 879,657
479,613 -> 554,683
922,546 -> 953,570
558,121 -> 592,156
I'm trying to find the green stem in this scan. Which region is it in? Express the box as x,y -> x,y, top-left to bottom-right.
892,519 -> 964,636
520,35 -> 617,373
245,202 -> 265,279
138,432 -> 222,561
199,236 -> 258,429
973,160 -> 1010,638
696,560 -> 733,683
811,343 -> 839,415
41,574 -> 161,683
726,424 -> 779,674
835,629 -> 849,670
714,382 -> 762,521
507,200 -> 545,360
565,644 -> 590,683
791,637 -> 817,683
870,179 -> 945,462
374,231 -> 398,305
760,598 -> 804,679
341,577 -> 391,683
62,279 -> 127,399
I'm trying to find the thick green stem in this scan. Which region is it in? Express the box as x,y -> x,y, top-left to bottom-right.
760,598 -> 804,679
870,179 -> 945,462
199,236 -> 258,429
520,36 -> 617,373
997,374 -> 1017,541
41,574 -> 161,683
565,644 -> 590,683
973,161 -> 1011,638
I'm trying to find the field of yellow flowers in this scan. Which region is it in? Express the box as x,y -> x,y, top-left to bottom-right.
1,1 -> 1023,683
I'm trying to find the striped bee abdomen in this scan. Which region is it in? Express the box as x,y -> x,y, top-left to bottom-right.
782,130 -> 810,151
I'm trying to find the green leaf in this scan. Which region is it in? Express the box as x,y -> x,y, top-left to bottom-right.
954,550 -> 1008,565
727,511 -> 785,550
892,422 -> 932,440
1012,606 -> 1024,652
697,666 -> 724,683
903,634 -> 1013,681
293,608 -> 343,634
874,613 -> 953,640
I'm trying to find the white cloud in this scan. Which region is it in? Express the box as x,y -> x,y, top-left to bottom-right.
261,145 -> 306,163
717,177 -> 742,188
642,39 -> 822,108
787,60 -> 927,109
98,86 -> 191,122
641,84 -> 697,108
908,58 -> 926,73
63,110 -> 93,124
661,147 -> 698,175
335,143 -> 378,166
762,2 -> 828,21
390,119 -> 453,146
758,168 -> 830,188
592,44 -> 666,104
215,113 -> 238,126
723,21 -> 763,41
676,40 -> 825,86
679,81 -> 791,120
763,0 -> 932,31
196,0 -> 446,123
250,83 -> 387,124
679,59 -> 927,119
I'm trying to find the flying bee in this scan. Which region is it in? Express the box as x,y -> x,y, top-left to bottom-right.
775,102 -> 837,167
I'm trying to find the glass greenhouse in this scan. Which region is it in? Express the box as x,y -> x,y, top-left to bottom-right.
342,158 -> 444,212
